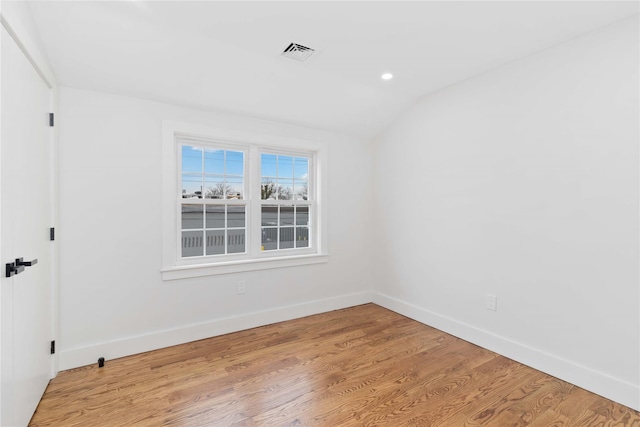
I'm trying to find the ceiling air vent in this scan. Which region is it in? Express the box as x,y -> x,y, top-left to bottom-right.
281,43 -> 315,62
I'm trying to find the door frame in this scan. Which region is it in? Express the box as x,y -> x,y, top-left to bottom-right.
0,2 -> 59,422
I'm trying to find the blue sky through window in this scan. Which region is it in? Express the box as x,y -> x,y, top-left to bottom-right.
181,145 -> 245,198
260,154 -> 308,179
182,146 -> 202,173
260,154 -> 309,201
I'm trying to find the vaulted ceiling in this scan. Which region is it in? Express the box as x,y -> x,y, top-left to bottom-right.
28,1 -> 639,138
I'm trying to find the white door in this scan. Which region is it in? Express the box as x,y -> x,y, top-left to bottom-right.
1,24 -> 54,427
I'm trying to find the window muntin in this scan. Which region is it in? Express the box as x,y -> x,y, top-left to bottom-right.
176,139 -> 316,262
179,205 -> 247,257
261,154 -> 309,201
260,153 -> 312,252
179,145 -> 247,258
261,205 -> 310,251
181,146 -> 244,200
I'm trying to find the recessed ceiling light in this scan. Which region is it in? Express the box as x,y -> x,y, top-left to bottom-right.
381,73 -> 393,80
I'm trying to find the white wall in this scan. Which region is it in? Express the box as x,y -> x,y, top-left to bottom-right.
57,87 -> 375,369
54,10 -> 640,413
0,1 -> 56,86
372,16 -> 640,410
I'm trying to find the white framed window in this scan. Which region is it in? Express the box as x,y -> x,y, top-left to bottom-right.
162,121 -> 328,280
180,144 -> 248,258
260,151 -> 312,252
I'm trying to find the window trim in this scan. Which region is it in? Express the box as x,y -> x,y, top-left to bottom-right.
162,121 -> 328,280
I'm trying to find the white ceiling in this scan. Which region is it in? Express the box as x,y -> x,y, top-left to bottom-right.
28,1 -> 639,139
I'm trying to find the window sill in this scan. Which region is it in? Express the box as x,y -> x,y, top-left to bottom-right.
161,253 -> 329,280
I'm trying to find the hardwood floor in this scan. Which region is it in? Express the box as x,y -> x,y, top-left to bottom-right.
30,304 -> 640,426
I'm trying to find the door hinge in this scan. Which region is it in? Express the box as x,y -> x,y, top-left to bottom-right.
49,113 -> 54,127
50,227 -> 55,241
50,340 -> 55,355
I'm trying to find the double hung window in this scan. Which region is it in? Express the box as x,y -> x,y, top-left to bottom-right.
180,145 -> 247,257
163,124 -> 326,279
260,153 -> 311,251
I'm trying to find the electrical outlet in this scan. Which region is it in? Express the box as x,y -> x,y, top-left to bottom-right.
486,294 -> 497,311
237,280 -> 246,295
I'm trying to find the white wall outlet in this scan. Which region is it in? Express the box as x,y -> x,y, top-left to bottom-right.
486,294 -> 497,311
237,280 -> 246,295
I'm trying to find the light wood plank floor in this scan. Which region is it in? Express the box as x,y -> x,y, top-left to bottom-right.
30,304 -> 640,426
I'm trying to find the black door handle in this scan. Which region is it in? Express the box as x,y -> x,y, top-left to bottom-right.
15,258 -> 37,267
5,258 -> 38,277
5,262 -> 25,277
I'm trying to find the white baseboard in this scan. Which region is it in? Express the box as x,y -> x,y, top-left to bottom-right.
59,291 -> 373,371
59,290 -> 639,412
372,292 -> 640,411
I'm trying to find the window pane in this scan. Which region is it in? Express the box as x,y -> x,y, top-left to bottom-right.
278,155 -> 293,179
261,153 -> 277,178
226,150 -> 244,176
204,149 -> 224,175
296,227 -> 309,248
280,205 -> 294,226
182,231 -> 203,257
226,176 -> 244,200
204,176 -> 226,199
294,181 -> 308,200
262,206 -> 278,226
182,204 -> 203,229
296,206 -> 309,226
206,230 -> 225,255
179,144 -> 316,259
205,205 -> 224,229
262,228 -> 277,251
182,146 -> 202,173
261,178 -> 277,200
182,173 -> 202,198
280,227 -> 294,249
294,157 -> 308,179
277,179 -> 293,200
227,206 -> 245,228
227,229 -> 245,254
